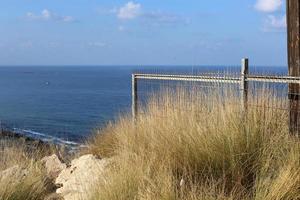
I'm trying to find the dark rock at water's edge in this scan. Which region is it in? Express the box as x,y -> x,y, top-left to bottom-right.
0,129 -> 78,162
0,129 -> 51,147
1,129 -> 45,143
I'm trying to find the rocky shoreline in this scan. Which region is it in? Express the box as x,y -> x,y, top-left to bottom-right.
0,129 -> 85,156
0,129 -> 49,144
0,129 -> 58,155
0,129 -> 108,200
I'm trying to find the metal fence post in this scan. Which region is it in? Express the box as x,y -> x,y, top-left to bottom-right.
240,58 -> 249,111
132,74 -> 138,120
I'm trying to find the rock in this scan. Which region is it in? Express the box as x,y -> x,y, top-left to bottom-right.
0,165 -> 28,182
55,154 -> 108,200
42,154 -> 67,180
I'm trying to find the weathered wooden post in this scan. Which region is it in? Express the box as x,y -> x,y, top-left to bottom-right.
240,58 -> 249,111
132,74 -> 138,120
287,0 -> 300,135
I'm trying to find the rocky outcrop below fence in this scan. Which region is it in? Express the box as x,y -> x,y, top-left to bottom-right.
0,153 -> 109,200
0,130 -> 106,200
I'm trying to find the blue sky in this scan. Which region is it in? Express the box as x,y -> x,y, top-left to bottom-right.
0,0 -> 287,66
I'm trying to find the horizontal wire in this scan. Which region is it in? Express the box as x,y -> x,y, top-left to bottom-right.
134,72 -> 300,84
139,101 -> 293,113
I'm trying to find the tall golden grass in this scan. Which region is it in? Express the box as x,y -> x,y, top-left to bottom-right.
88,87 -> 300,200
0,139 -> 57,200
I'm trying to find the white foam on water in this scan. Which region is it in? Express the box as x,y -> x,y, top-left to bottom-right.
12,128 -> 79,147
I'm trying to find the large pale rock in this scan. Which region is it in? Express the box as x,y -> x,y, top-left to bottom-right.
42,154 -> 66,180
0,165 -> 28,182
55,154 -> 108,200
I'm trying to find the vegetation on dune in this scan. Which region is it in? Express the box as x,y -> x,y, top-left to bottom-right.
88,88 -> 300,200
0,139 -> 58,200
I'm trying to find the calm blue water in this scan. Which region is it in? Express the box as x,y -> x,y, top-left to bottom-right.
0,66 -> 287,144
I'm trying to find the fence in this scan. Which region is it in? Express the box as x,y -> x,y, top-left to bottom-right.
132,58 -> 300,134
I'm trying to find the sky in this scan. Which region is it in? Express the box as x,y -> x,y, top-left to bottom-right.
0,0 -> 287,66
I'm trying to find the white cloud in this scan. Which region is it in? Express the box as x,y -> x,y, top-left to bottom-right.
111,2 -> 188,26
41,9 -> 51,19
117,2 -> 141,20
254,0 -> 286,32
263,14 -> 286,32
26,9 -> 75,22
255,0 -> 283,12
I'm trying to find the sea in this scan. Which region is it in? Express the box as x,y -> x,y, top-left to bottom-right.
0,65 -> 287,146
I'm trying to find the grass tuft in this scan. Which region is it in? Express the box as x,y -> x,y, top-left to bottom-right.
0,139 -> 58,200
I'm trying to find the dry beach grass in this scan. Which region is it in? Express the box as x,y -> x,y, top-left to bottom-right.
88,88 -> 300,200
0,136 -> 60,200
